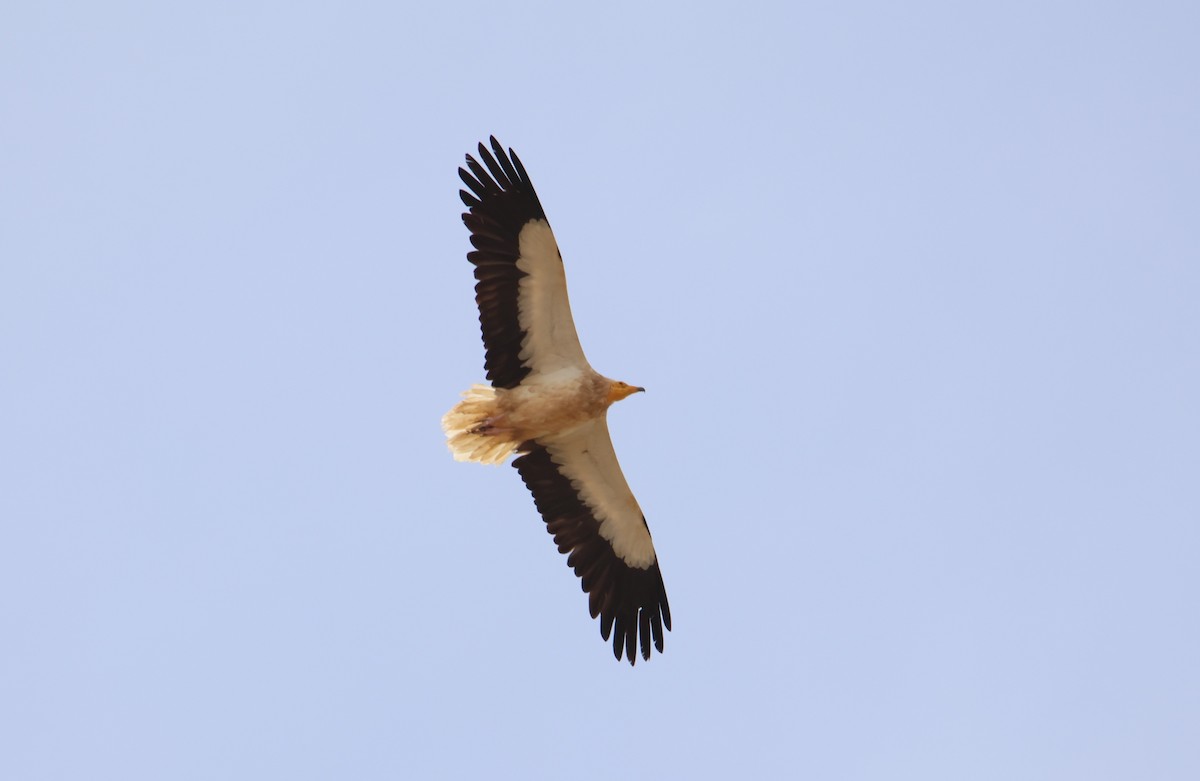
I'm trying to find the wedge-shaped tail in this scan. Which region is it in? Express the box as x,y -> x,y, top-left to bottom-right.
441,384 -> 520,465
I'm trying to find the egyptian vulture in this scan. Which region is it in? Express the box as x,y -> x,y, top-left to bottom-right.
442,137 -> 671,665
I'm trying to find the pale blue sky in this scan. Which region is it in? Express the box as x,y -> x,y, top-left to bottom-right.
3,2 -> 1198,778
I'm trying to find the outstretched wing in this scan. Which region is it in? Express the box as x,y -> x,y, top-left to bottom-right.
514,418 -> 671,664
459,137 -> 591,389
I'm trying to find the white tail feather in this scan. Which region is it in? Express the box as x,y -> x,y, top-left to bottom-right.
441,384 -> 520,464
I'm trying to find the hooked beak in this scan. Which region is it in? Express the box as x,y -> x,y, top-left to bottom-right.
608,383 -> 645,404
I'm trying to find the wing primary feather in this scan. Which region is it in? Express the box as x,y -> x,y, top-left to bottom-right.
625,618 -> 638,665
612,615 -> 627,661
638,609 -> 652,661
490,136 -> 523,186
464,156 -> 496,194
458,165 -> 484,194
508,147 -> 534,192
599,610 -> 615,641
476,143 -> 513,191
588,587 -> 608,621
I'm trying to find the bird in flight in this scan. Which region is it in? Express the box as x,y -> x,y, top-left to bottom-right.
442,137 -> 671,665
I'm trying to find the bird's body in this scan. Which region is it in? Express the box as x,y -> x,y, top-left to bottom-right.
443,137 -> 670,664
444,370 -> 635,464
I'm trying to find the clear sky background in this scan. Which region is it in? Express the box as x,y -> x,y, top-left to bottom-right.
3,2 -> 1198,779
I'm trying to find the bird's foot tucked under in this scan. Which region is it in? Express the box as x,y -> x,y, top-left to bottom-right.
469,416 -> 511,436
